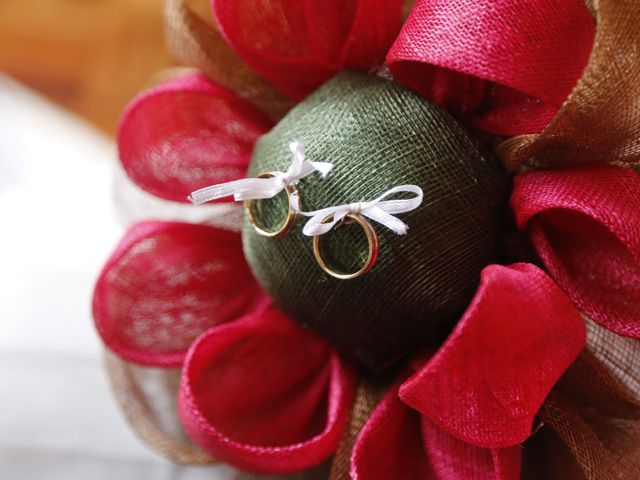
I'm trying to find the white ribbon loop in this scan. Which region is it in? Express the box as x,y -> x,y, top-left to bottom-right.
188,141 -> 333,204
293,185 -> 424,237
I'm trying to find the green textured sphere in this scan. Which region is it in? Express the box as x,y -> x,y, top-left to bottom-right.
242,72 -> 509,371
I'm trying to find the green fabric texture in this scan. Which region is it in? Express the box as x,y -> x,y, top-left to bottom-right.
242,71 -> 510,371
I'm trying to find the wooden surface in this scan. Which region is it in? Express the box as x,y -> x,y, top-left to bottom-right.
0,0 -> 175,135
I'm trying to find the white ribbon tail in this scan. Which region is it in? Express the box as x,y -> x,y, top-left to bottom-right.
286,141 -> 333,179
362,206 -> 409,235
189,140 -> 333,205
189,177 -> 284,204
309,161 -> 333,179
289,141 -> 305,163
286,158 -> 333,181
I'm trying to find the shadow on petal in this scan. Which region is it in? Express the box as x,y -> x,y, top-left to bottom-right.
421,417 -> 521,479
351,384 -> 429,479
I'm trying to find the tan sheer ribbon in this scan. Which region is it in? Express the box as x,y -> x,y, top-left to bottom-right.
104,349 -> 214,464
163,0 -> 418,122
498,0 -> 640,171
531,320 -> 640,479
163,0 -> 294,121
329,379 -> 388,480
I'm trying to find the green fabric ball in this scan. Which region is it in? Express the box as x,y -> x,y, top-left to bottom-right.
242,72 -> 510,371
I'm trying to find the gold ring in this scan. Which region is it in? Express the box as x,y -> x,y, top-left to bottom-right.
245,172 -> 298,237
313,213 -> 379,280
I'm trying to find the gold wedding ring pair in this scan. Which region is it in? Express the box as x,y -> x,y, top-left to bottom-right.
245,172 -> 378,279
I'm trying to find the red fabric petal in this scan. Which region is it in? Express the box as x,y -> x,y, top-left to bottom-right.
212,0 -> 405,100
400,263 -> 585,448
352,384 -> 521,479
421,417 -> 522,480
387,0 -> 594,135
118,73 -> 273,202
178,308 -> 355,474
93,221 -> 266,367
490,446 -> 522,480
512,165 -> 640,338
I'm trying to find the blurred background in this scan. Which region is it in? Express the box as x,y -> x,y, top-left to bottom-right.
0,0 -> 173,134
0,1 -> 279,478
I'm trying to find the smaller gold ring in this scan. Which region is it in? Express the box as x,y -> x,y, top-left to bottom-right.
245,172 -> 298,238
313,213 -> 379,280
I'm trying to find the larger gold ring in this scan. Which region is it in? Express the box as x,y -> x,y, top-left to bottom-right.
313,213 -> 379,280
245,172 -> 298,238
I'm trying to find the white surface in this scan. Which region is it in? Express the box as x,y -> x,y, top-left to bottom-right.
0,75 -> 279,479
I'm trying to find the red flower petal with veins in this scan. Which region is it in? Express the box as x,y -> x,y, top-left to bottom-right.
178,308 -> 355,474
93,221 -> 267,367
352,382 -> 521,479
212,0 -> 405,100
118,73 -> 273,202
387,0 -> 594,135
400,263 -> 585,448
512,165 -> 640,339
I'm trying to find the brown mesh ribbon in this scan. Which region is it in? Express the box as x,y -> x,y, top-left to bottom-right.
329,379 -> 388,480
104,349 -> 214,464
528,319 -> 640,479
163,0 -> 294,121
498,0 -> 640,171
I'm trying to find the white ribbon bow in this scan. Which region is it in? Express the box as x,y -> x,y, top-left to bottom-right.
188,141 -> 333,204
291,185 -> 424,236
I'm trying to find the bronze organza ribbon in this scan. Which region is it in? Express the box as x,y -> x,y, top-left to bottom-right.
328,380 -> 388,480
105,349 -> 214,464
164,0 -> 294,121
533,320 -> 640,479
498,0 -> 640,170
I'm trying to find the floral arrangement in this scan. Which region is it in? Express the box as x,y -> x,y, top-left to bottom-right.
93,0 -> 640,478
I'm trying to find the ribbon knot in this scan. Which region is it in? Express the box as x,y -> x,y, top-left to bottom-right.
292,185 -> 424,236
189,141 -> 333,204
350,202 -> 364,215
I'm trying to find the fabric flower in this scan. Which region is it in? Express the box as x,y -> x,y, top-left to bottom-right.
93,0 -> 640,478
